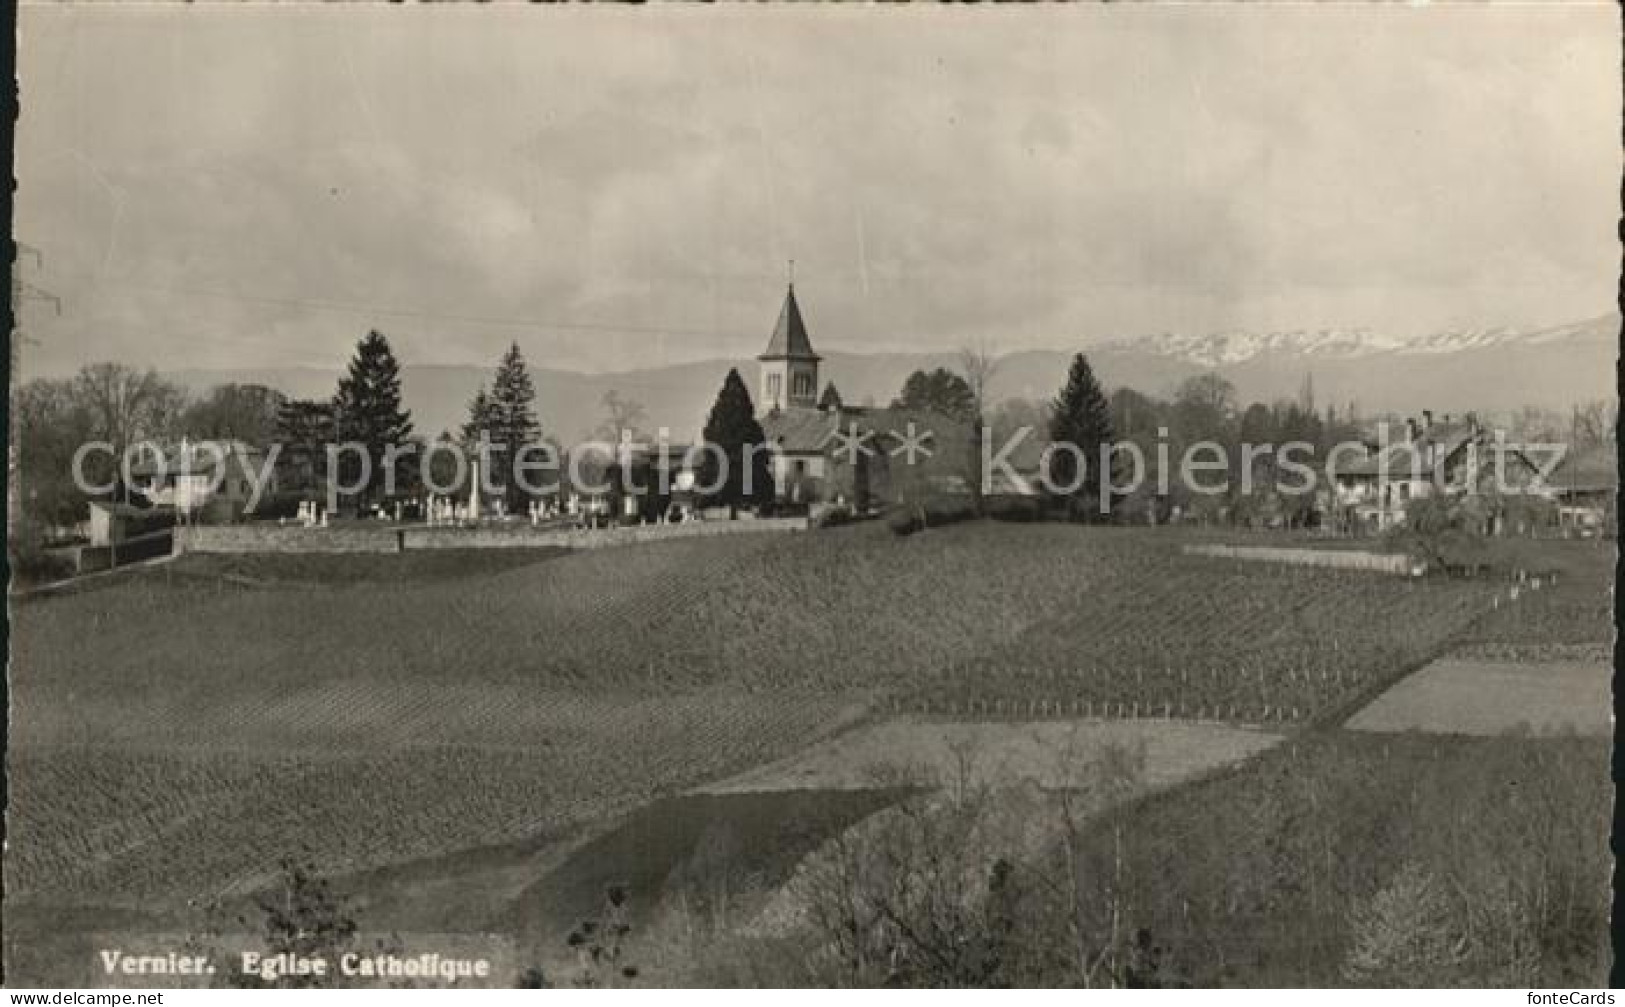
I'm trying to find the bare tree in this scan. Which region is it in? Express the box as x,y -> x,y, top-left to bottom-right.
785,739 -> 1154,988
72,363 -> 187,500
1569,400 -> 1615,450
1047,735 -> 1147,987
958,342 -> 1002,516
74,362 -> 186,453
596,389 -> 649,444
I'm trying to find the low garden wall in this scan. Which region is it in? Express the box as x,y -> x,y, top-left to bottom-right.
1184,543 -> 1416,575
403,517 -> 807,551
174,516 -> 808,555
175,524 -> 402,554
75,529 -> 177,573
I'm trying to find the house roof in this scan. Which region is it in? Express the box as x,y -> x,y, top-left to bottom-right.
758,284 -> 820,361
1551,446 -> 1618,493
1331,425 -> 1477,479
89,500 -> 166,518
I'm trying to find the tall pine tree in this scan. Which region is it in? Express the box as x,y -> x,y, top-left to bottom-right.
486,343 -> 541,511
1048,352 -> 1115,521
462,386 -> 496,444
331,330 -> 413,510
700,368 -> 775,517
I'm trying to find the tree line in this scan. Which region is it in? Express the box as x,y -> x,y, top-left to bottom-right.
884,354 -> 1360,527
17,330 -> 1615,540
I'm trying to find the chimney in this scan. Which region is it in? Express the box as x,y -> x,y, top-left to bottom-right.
1405,417 -> 1419,443
1421,409 -> 1433,432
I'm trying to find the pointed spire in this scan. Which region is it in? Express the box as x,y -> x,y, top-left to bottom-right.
758,283 -> 820,361
818,381 -> 843,411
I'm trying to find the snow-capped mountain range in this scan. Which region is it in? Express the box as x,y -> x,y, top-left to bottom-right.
1104,314 -> 1617,368
168,314 -> 1617,441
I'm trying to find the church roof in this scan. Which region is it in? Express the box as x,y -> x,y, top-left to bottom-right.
761,406 -> 836,455
761,404 -> 976,458
758,284 -> 820,361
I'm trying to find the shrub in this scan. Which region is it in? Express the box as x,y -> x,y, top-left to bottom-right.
250,491 -> 307,521
8,517 -> 75,586
888,497 -> 976,536
1341,863 -> 1465,986
886,508 -> 921,536
812,504 -> 856,529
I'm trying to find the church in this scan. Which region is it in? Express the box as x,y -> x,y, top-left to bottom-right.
754,282 -> 974,510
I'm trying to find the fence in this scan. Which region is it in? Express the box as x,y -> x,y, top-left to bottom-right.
882,693 -> 1303,727
1183,543 -> 1417,575
76,528 -> 176,574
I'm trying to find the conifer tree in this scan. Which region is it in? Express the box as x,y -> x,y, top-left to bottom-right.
485,343 -> 541,510
490,343 -> 539,448
331,330 -> 413,509
462,385 -> 495,444
1047,352 -> 1115,520
699,368 -> 775,517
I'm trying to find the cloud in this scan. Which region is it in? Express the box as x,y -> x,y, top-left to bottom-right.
14,4 -> 1619,377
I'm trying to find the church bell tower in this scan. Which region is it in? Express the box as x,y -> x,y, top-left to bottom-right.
757,281 -> 821,413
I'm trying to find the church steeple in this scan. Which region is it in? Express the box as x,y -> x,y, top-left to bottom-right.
757,279 -> 821,412
758,283 -> 820,363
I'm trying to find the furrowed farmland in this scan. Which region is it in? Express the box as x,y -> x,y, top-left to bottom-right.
1,522 -> 1537,952
1348,539 -> 1613,737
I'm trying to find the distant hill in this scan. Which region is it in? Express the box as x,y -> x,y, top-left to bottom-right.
166,313 -> 1617,442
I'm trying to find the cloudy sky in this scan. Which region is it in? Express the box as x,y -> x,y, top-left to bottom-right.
15,4 -> 1620,377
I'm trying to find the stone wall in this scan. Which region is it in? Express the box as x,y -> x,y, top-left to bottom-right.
403,517 -> 808,551
174,517 -> 808,555
1184,543 -> 1416,575
175,524 -> 402,554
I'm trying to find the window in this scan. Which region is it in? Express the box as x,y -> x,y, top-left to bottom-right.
793,373 -> 812,398
768,373 -> 782,399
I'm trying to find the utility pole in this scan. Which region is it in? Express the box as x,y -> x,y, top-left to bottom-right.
10,240 -> 61,532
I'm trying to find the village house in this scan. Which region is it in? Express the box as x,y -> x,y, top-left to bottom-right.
86,499 -> 175,548
1327,410 -> 1552,534
1547,445 -> 1617,537
127,438 -> 276,524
